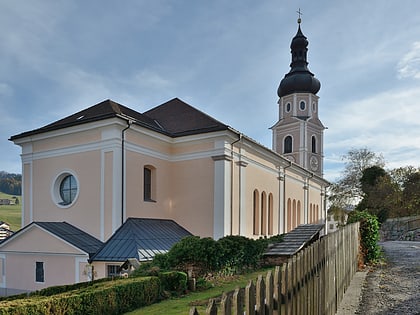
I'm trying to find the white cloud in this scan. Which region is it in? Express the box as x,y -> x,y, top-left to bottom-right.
397,41 -> 420,79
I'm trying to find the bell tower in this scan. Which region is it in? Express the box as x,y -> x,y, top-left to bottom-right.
271,17 -> 325,176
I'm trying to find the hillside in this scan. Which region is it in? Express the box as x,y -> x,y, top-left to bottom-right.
0,192 -> 22,232
0,171 -> 22,196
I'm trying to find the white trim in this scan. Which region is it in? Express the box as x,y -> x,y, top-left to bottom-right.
0,254 -> 5,288
75,256 -> 88,283
112,146 -> 122,234
213,158 -> 230,240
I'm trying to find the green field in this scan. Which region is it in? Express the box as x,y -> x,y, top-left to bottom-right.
0,192 -> 22,232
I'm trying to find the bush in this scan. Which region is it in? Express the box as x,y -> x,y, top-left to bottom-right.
167,236 -> 221,272
158,271 -> 187,295
0,277 -> 161,315
347,210 -> 381,263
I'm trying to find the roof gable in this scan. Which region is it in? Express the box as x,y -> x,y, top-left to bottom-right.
0,222 -> 103,256
144,98 -> 228,137
90,218 -> 192,262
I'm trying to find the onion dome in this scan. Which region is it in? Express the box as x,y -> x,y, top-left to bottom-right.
277,20 -> 320,98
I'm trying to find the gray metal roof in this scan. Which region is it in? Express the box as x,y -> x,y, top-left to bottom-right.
90,218 -> 192,263
264,224 -> 324,257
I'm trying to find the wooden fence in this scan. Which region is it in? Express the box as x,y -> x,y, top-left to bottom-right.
189,222 -> 360,315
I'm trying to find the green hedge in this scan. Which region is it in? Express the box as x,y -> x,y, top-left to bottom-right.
158,271 -> 187,295
347,210 -> 381,263
0,276 -> 161,315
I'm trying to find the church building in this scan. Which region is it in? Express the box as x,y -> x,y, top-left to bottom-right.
0,19 -> 328,295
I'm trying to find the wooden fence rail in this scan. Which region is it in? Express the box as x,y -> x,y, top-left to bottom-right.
189,222 -> 360,315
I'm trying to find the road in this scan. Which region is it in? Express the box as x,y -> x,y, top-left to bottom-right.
356,241 -> 420,315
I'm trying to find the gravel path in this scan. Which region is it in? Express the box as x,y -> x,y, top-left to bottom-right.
356,241 -> 420,315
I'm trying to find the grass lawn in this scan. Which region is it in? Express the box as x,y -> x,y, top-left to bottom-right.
124,267 -> 274,315
0,192 -> 22,231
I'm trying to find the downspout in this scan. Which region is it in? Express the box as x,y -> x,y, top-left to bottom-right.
281,161 -> 292,233
230,133 -> 242,235
121,120 -> 132,226
305,172 -> 314,224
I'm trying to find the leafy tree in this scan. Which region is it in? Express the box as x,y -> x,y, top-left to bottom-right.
401,171 -> 420,216
357,166 -> 400,222
329,148 -> 385,209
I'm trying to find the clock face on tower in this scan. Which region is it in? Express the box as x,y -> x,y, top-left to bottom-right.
310,156 -> 319,171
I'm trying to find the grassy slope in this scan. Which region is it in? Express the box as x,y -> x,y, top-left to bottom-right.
0,192 -> 22,231
124,268 -> 273,315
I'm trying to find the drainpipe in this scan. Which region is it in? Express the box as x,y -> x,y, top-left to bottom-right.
281,161 -> 292,233
230,133 -> 242,235
121,120 -> 132,226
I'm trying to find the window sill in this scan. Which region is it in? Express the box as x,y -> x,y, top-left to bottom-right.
144,199 -> 156,203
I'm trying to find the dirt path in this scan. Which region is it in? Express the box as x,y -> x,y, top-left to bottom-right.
356,241 -> 420,315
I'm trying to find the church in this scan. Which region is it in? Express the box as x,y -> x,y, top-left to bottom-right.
0,19 -> 328,295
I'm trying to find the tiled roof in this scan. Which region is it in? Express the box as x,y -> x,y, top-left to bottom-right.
264,224 -> 324,257
10,98 -> 229,141
35,222 -> 103,256
90,218 -> 192,262
143,98 -> 228,136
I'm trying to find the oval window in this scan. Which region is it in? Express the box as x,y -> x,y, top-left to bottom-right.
299,101 -> 306,111
52,171 -> 79,208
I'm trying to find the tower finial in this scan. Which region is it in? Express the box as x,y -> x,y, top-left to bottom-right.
296,8 -> 302,24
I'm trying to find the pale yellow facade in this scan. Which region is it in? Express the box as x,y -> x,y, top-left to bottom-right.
2,98 -> 328,294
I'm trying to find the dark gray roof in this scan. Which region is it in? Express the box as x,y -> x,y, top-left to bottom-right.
90,218 -> 192,263
10,98 -> 229,141
264,224 -> 324,257
35,222 -> 103,256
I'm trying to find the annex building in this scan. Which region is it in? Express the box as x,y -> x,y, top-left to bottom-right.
0,20 -> 329,295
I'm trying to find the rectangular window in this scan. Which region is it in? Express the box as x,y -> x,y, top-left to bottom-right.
144,167 -> 152,201
35,261 -> 44,282
107,265 -> 120,278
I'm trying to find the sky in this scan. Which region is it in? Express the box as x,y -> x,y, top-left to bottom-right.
1,1 -> 420,182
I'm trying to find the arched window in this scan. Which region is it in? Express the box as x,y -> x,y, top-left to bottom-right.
284,136 -> 292,154
253,190 -> 260,235
311,136 -> 317,153
144,165 -> 156,202
297,200 -> 301,227
261,192 -> 267,235
268,193 -> 274,235
292,199 -> 297,230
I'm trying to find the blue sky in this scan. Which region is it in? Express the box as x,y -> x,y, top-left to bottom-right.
1,1 -> 420,182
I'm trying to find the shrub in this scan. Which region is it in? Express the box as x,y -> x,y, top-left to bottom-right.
0,277 -> 161,315
158,271 -> 187,295
347,210 -> 381,263
167,236 -> 221,272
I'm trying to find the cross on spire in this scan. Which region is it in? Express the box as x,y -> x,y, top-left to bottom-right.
296,8 -> 302,24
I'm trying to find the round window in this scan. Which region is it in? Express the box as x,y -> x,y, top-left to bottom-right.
52,171 -> 79,207
299,101 -> 306,111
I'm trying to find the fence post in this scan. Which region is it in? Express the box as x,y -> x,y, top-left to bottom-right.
232,287 -> 243,315
256,275 -> 266,315
273,266 -> 281,314
245,280 -> 256,315
206,299 -> 218,315
266,270 -> 274,315
190,307 -> 200,315
220,292 -> 231,315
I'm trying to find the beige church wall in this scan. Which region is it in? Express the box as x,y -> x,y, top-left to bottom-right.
30,150 -> 103,239
240,157 -> 280,238
3,254 -> 80,292
0,227 -> 84,255
124,150 -> 172,219
32,128 -> 102,153
126,129 -> 172,156
169,158 -> 215,237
